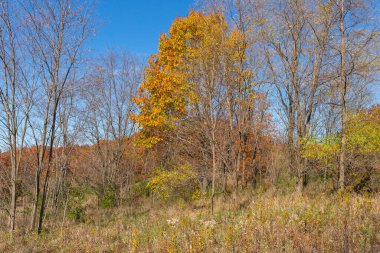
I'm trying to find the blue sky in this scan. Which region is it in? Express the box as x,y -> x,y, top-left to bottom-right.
89,0 -> 195,58
88,0 -> 379,103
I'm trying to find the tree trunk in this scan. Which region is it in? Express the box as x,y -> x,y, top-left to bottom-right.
37,170 -> 50,234
288,107 -> 296,182
242,149 -> 247,188
9,163 -> 16,239
30,166 -> 41,231
211,131 -> 217,215
296,161 -> 304,193
339,0 -> 347,193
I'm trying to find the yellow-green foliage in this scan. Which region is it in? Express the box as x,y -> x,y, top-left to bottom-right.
302,108 -> 380,163
301,135 -> 340,166
347,109 -> 380,154
147,164 -> 198,200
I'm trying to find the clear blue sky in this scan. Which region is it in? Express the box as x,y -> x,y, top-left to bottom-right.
88,0 -> 379,104
89,0 -> 195,58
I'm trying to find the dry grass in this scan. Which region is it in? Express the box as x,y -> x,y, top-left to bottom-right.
1,191 -> 379,252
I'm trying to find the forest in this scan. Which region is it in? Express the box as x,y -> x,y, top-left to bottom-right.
0,0 -> 379,252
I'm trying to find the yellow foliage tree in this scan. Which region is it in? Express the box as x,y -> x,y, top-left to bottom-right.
131,11 -> 242,147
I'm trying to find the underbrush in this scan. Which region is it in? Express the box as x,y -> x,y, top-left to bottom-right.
0,190 -> 379,252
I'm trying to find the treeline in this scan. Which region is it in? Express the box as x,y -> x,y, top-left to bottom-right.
0,0 -> 379,239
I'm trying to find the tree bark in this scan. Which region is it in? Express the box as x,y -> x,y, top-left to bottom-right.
339,0 -> 347,193
211,130 -> 217,215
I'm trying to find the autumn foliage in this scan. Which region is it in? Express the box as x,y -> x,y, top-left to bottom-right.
1,1 -> 380,251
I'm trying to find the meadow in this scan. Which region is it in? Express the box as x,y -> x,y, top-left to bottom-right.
1,188 -> 379,252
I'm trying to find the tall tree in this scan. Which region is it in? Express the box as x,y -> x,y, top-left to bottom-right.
338,0 -> 347,192
133,10 -> 258,213
133,11 -> 227,213
262,0 -> 337,192
23,0 -> 92,233
0,0 -> 34,238
334,0 -> 379,191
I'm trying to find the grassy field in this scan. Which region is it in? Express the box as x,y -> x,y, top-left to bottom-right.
1,189 -> 379,252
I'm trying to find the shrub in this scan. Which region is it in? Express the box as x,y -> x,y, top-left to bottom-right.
67,206 -> 86,223
99,186 -> 117,209
301,108 -> 380,192
67,186 -> 87,222
146,164 -> 199,201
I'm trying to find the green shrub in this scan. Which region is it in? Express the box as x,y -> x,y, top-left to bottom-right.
67,186 -> 87,222
131,180 -> 150,198
67,206 -> 86,223
99,186 -> 117,209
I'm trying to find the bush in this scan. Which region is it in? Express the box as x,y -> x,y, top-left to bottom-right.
131,181 -> 150,199
98,185 -> 117,209
301,108 -> 380,192
67,186 -> 88,223
147,164 -> 199,201
67,206 -> 86,223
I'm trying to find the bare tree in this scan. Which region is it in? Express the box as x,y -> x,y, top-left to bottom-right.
261,0 -> 338,192
22,0 -> 92,233
51,77 -> 81,211
0,0 -> 34,238
81,52 -> 141,206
